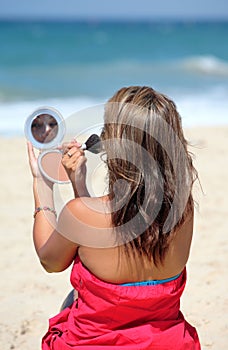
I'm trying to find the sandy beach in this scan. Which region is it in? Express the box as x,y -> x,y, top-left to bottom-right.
0,126 -> 227,350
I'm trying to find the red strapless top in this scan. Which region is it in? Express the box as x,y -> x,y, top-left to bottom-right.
42,256 -> 201,349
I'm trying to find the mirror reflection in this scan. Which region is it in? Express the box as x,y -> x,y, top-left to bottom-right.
31,114 -> 58,143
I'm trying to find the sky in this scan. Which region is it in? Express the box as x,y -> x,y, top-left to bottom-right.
0,0 -> 228,20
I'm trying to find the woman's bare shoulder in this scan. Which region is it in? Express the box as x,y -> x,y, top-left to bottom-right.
64,196 -> 111,227
57,197 -> 113,248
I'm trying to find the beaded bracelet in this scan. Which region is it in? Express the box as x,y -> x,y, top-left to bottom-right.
33,206 -> 57,219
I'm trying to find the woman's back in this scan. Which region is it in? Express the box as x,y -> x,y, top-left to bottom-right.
69,195 -> 194,284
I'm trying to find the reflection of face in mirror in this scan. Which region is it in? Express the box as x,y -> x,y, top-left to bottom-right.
31,114 -> 58,143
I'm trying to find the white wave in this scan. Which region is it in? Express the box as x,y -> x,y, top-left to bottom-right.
0,88 -> 228,137
174,87 -> 228,127
180,55 -> 228,76
0,96 -> 103,136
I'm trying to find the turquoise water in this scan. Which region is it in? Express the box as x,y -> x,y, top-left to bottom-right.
0,20 -> 228,134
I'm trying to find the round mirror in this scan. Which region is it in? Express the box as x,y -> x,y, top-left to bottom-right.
24,107 -> 65,150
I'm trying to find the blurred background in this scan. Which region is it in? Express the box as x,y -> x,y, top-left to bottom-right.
0,0 -> 228,135
0,2 -> 228,349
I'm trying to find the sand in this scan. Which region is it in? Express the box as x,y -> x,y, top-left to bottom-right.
0,126 -> 227,349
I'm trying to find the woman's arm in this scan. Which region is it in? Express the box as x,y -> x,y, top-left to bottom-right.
27,141 -> 87,273
32,177 -> 78,272
60,140 -> 90,198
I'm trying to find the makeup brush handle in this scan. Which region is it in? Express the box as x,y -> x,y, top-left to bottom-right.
81,143 -> 86,150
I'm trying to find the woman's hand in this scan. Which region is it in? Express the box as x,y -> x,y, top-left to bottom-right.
27,141 -> 41,178
27,141 -> 53,188
61,140 -> 89,197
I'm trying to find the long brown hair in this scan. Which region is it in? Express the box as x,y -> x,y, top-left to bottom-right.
101,86 -> 198,264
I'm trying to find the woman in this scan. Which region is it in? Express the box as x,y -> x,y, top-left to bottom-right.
27,86 -> 201,349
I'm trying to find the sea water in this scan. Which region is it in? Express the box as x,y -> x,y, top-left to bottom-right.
0,20 -> 228,136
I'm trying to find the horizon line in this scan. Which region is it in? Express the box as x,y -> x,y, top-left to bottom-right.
0,16 -> 228,23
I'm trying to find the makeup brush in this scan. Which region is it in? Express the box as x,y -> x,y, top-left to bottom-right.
81,134 -> 102,154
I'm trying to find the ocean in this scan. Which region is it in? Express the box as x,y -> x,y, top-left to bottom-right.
0,20 -> 228,136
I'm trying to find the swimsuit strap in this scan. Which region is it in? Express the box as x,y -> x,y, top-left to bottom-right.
120,272 -> 182,287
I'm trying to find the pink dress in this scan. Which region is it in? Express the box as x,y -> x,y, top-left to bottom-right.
42,256 -> 201,349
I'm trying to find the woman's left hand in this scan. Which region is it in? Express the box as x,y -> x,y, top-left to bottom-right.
27,141 -> 53,188
27,141 -> 42,179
